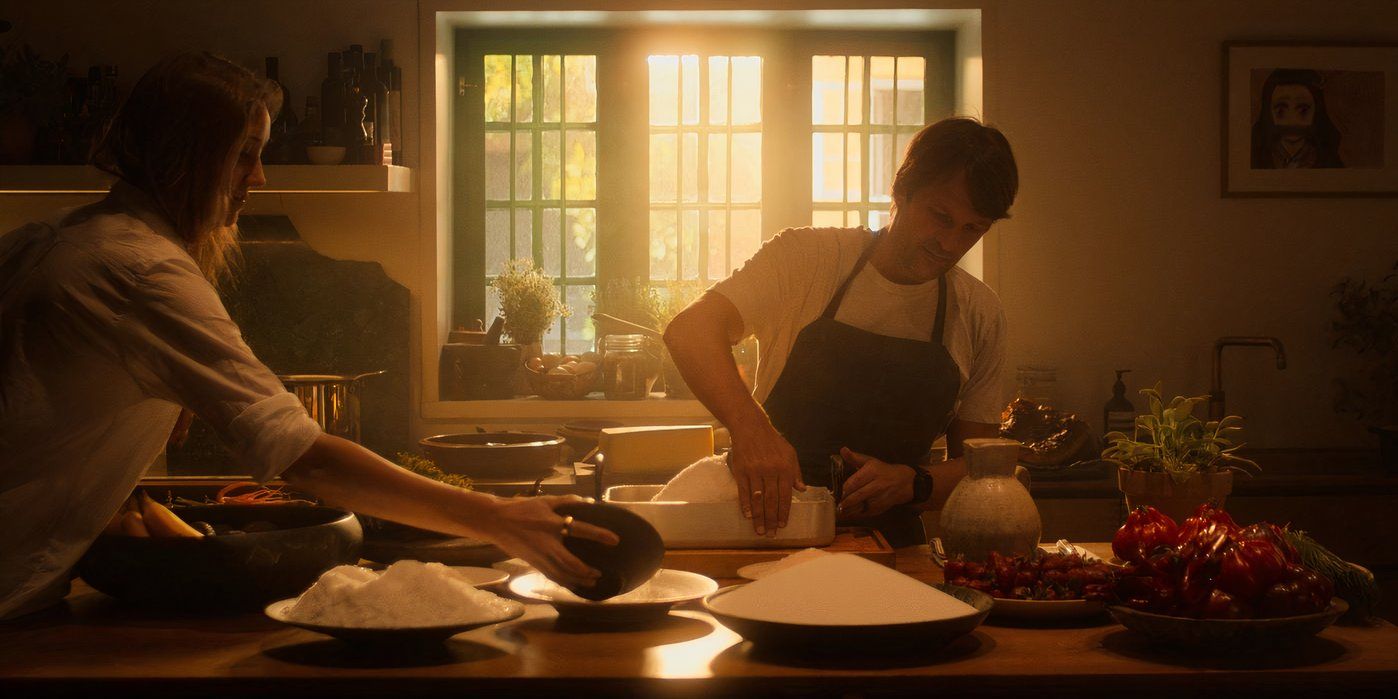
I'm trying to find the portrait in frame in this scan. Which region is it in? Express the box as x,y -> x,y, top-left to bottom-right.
1222,41 -> 1398,197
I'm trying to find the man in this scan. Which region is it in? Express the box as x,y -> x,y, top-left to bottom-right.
664,117 -> 1018,546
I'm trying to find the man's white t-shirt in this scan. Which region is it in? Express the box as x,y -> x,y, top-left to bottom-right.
710,226 -> 1007,425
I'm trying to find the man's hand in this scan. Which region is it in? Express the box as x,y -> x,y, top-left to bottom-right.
837,447 -> 914,518
728,423 -> 805,536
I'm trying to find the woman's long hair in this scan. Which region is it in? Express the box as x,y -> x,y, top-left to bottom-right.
1250,68 -> 1343,169
92,52 -> 281,283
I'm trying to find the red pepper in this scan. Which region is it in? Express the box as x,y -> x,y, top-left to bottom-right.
1236,522 -> 1299,564
1175,502 -> 1239,547
1198,588 -> 1253,619
1113,506 -> 1180,565
1179,531 -> 1232,609
1114,574 -> 1179,614
1216,538 -> 1290,602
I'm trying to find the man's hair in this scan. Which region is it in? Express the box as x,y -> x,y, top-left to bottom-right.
892,116 -> 1018,221
92,52 -> 281,283
1249,68 -> 1343,169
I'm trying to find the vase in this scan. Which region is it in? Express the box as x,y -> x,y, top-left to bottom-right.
1116,467 -> 1233,524
940,438 -> 1042,561
514,340 -> 543,396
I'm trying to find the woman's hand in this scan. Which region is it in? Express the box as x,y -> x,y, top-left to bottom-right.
728,422 -> 805,536
484,495 -> 620,590
837,447 -> 914,518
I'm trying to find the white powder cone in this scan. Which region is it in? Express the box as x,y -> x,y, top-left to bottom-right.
711,553 -> 976,625
287,560 -> 522,628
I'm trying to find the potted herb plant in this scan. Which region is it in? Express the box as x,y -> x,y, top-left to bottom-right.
0,43 -> 69,164
1331,261 -> 1398,473
1103,383 -> 1259,523
490,258 -> 571,363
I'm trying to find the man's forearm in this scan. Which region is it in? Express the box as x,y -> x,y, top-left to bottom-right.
664,311 -> 771,437
282,434 -> 501,540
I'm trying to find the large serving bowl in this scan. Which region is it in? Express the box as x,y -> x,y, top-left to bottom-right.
419,432 -> 563,481
1108,599 -> 1348,652
703,583 -> 992,654
76,505 -> 362,610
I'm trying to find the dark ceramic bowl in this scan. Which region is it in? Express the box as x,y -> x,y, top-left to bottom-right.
1108,598 -> 1348,652
420,432 -> 563,481
554,502 -> 665,601
76,505 -> 362,610
703,583 -> 993,654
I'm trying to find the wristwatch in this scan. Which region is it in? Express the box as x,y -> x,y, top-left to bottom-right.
909,467 -> 934,505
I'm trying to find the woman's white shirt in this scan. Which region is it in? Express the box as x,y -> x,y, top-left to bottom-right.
0,183 -> 322,619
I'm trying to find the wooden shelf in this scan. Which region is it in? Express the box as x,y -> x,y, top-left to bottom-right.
0,164 -> 413,193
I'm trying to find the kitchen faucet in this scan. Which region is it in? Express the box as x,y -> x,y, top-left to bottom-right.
1209,336 -> 1287,421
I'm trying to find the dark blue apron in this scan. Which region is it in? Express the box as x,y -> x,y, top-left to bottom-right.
761,231 -> 961,546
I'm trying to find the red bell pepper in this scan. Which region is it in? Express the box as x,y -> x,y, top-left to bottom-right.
1113,506 -> 1180,565
1216,538 -> 1290,602
1179,531 -> 1232,608
1175,502 -> 1240,547
1198,588 -> 1253,619
1236,522 -> 1299,564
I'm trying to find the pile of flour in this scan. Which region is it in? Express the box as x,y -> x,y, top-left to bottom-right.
652,455 -> 828,503
710,553 -> 977,625
286,560 -> 522,628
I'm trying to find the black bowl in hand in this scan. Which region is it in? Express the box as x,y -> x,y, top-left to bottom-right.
554,502 -> 664,601
76,504 -> 362,610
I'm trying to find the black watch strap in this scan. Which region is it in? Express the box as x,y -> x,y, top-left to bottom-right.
909,467 -> 933,505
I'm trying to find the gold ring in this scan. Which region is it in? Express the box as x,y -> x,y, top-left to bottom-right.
560,515 -> 575,538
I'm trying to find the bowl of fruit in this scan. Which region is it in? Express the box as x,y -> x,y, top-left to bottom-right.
525,352 -> 601,400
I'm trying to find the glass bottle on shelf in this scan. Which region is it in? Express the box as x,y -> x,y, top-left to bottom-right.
601,334 -> 661,400
263,57 -> 298,164
320,52 -> 346,148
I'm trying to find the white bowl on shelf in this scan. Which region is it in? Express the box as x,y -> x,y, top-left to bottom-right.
306,145 -> 347,165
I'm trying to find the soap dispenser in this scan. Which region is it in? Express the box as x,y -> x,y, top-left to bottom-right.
1103,369 -> 1137,438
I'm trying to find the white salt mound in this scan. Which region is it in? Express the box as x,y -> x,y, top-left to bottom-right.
652,455 -> 830,504
711,553 -> 977,625
287,560 -> 522,628
757,548 -> 830,578
652,455 -> 736,502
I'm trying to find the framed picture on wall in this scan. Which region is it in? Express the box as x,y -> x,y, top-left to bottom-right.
1222,41 -> 1398,197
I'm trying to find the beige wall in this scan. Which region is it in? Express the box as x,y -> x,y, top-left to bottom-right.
3,1 -> 1394,449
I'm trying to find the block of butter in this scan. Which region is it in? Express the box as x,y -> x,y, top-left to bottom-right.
598,425 -> 715,482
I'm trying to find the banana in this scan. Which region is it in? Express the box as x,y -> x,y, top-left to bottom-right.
138,491 -> 204,538
120,510 -> 150,537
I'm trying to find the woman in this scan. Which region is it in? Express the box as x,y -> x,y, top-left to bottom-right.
0,52 -> 614,620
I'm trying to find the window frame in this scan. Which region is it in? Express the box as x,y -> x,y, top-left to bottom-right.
452,27 -> 956,345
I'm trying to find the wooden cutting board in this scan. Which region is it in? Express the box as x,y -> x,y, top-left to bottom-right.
661,527 -> 895,580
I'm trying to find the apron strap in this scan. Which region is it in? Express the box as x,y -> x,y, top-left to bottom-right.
933,273 -> 949,345
819,230 -> 881,319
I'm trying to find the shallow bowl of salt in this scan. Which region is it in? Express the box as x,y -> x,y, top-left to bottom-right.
705,583 -> 991,653
265,597 -> 524,645
508,569 -> 717,626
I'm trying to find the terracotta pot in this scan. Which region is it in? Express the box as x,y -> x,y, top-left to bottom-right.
1117,467 -> 1233,523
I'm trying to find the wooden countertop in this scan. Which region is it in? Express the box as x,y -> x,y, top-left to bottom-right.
2,544 -> 1396,697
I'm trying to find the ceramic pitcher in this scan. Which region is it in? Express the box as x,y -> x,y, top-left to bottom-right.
940,438 -> 1041,561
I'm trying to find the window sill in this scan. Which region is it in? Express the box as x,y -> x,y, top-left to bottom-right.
422,394 -> 713,421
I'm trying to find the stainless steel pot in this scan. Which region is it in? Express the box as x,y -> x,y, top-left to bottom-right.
279,371 -> 385,442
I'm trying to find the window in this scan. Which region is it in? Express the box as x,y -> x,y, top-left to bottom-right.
455,29 -> 954,354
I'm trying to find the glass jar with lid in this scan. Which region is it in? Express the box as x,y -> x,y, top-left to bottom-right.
600,334 -> 662,400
